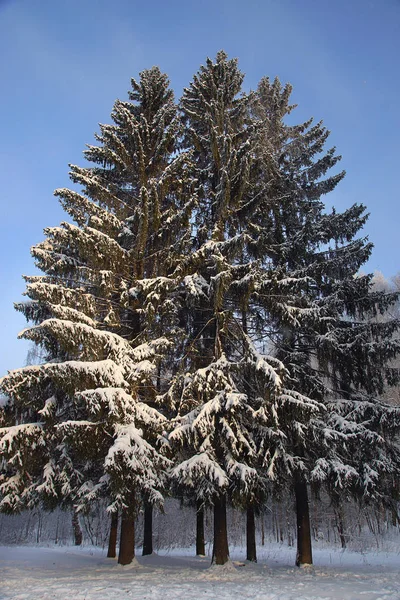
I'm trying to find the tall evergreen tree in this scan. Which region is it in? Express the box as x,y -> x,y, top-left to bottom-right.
246,75 -> 400,565
166,52 -> 266,565
169,54 -> 400,567
0,67 -> 192,565
167,52 -> 323,565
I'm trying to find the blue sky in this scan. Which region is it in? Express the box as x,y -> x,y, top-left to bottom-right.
0,0 -> 399,377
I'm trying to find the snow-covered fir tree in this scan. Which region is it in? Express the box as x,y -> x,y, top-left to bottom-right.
0,67 -> 193,565
165,52 -> 326,565
245,75 -> 400,565
165,52 -> 269,565
167,53 -> 400,566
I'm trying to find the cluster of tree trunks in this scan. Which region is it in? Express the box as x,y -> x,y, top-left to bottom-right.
106,502 -> 154,564
104,484 -> 314,567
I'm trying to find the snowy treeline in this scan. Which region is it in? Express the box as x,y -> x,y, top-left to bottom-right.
1,52 -> 400,568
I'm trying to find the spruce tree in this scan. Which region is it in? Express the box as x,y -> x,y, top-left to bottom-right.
247,75 -> 400,566
167,52 -> 264,565
167,52 -> 322,565
169,54 -> 400,567
0,67 -> 192,565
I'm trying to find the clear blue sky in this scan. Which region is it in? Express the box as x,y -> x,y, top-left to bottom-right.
0,0 -> 399,377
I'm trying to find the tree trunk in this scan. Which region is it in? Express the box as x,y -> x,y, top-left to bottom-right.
391,506 -> 400,527
261,514 -> 265,546
55,512 -> 59,544
294,477 -> 313,567
212,495 -> 229,565
36,510 -> 43,544
107,512 -> 118,558
196,499 -> 205,556
246,505 -> 257,562
72,508 -> 83,546
142,502 -> 153,556
335,505 -> 346,549
118,512 -> 135,565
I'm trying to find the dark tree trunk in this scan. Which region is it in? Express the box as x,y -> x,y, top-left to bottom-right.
212,495 -> 229,565
242,309 -> 257,564
294,477 -> 313,567
107,512 -> 118,558
261,514 -> 265,546
118,512 -> 135,565
335,505 -> 346,549
196,499 -> 205,556
142,502 -> 153,556
72,507 -> 83,546
246,505 -> 257,562
391,506 -> 400,527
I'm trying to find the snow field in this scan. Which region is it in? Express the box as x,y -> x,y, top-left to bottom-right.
1,544 -> 400,600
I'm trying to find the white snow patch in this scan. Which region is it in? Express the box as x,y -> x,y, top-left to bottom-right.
1,544 -> 400,600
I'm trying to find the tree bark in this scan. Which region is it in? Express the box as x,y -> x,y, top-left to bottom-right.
212,495 -> 229,565
261,514 -> 265,546
72,507 -> 83,546
118,512 -> 135,565
196,499 -> 205,556
107,512 -> 118,558
142,502 -> 153,556
246,505 -> 257,562
294,477 -> 313,567
391,506 -> 400,527
334,505 -> 346,549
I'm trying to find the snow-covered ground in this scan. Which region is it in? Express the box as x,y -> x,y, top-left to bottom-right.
1,543 -> 399,600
